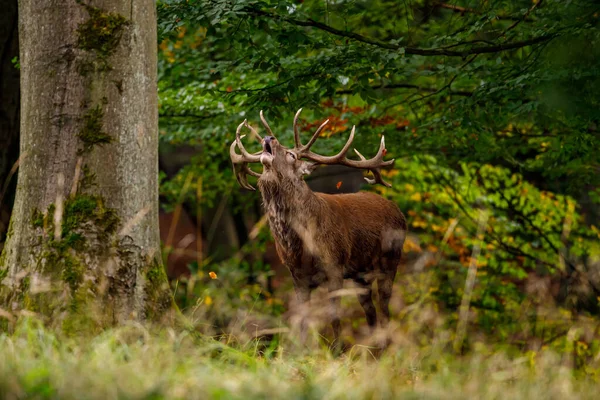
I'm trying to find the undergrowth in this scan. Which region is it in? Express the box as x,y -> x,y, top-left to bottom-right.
1,244 -> 599,399
0,311 -> 598,399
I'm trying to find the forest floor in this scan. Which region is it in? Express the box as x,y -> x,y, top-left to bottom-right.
0,316 -> 597,399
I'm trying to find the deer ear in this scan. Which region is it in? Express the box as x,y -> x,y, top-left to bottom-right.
299,161 -> 317,176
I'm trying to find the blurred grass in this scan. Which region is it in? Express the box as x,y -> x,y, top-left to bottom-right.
0,315 -> 598,399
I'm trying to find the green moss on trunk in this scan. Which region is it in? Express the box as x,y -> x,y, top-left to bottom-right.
31,208 -> 44,228
0,218 -> 14,273
62,194 -> 119,239
23,194 -> 122,324
80,164 -> 97,189
78,106 -> 112,153
76,1 -> 129,71
143,258 -> 172,320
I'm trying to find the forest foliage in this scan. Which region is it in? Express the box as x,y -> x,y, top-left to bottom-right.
154,0 -> 600,354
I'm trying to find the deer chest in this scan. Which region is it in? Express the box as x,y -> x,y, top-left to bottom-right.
266,211 -> 300,254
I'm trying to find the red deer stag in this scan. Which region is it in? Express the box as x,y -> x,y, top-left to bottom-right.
229,109 -> 407,345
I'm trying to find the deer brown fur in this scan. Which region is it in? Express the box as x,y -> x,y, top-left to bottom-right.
230,110 -> 407,346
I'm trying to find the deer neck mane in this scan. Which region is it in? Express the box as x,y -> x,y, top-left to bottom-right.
258,177 -> 321,250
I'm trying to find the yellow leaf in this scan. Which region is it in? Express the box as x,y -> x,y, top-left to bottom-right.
205,296 -> 212,306
209,271 -> 217,279
410,192 -> 422,201
411,220 -> 427,228
403,237 -> 422,253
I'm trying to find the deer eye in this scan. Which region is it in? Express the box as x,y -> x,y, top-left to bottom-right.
286,152 -> 297,162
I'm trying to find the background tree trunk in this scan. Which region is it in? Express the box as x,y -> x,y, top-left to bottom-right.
0,0 -> 20,252
0,0 -> 171,328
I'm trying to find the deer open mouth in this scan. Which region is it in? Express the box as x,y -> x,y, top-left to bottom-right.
263,141 -> 273,154
260,138 -> 274,166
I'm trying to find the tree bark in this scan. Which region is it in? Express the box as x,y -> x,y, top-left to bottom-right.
0,0 -> 171,328
0,0 -> 20,250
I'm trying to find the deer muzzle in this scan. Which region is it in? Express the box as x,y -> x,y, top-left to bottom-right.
260,136 -> 275,165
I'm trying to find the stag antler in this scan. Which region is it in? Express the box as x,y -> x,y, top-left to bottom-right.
260,110 -> 275,137
293,108 -> 330,152
230,120 -> 262,191
293,109 -> 394,187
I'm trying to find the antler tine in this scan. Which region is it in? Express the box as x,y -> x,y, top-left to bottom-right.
244,120 -> 262,143
300,125 -> 354,163
354,136 -> 393,166
377,136 -> 387,160
259,110 -> 274,137
237,166 -> 260,191
293,108 -> 303,148
235,120 -> 261,162
302,119 -> 330,152
229,137 -> 243,164
337,125 -> 356,159
354,146 -> 393,188
326,125 -> 355,161
230,121 -> 263,191
229,134 -> 260,164
229,140 -> 262,191
293,108 -> 329,152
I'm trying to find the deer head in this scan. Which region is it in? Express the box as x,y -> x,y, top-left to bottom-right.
230,109 -> 395,190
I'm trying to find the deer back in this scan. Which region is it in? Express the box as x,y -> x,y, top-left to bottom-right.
317,191 -> 406,270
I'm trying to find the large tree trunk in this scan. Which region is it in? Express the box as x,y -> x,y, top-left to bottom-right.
0,0 -> 20,250
0,0 -> 171,328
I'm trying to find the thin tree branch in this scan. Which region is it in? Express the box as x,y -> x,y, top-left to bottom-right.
500,0 -> 544,37
437,3 -> 478,13
216,73 -> 321,93
437,39 -> 496,50
435,2 -> 526,22
214,75 -> 474,97
248,8 -> 556,57
160,112 -> 219,120
336,82 -> 473,96
409,55 -> 478,104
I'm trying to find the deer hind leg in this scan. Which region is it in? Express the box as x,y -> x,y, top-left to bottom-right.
355,279 -> 377,329
377,255 -> 400,327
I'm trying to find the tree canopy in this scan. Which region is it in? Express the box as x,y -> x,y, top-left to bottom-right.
158,0 -> 599,190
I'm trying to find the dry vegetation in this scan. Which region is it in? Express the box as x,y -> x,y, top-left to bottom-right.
2,251 -> 600,400
0,314 -> 598,399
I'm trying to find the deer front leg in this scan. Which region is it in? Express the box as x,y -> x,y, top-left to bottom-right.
294,285 -> 311,344
327,272 -> 344,353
